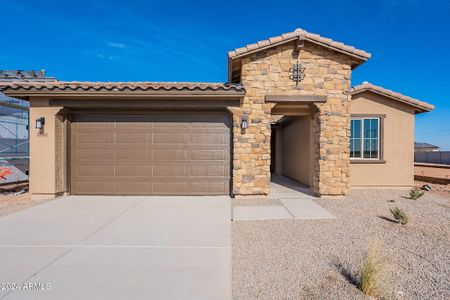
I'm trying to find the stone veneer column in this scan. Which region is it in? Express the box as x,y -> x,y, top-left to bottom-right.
311,94 -> 351,196
228,101 -> 275,196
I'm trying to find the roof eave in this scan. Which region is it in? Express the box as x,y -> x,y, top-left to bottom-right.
2,89 -> 246,100
229,40 -> 370,63
351,88 -> 434,113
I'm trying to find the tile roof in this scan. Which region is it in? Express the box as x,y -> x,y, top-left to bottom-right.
414,142 -> 439,149
228,28 -> 371,62
0,70 -> 56,82
351,82 -> 434,112
0,81 -> 245,94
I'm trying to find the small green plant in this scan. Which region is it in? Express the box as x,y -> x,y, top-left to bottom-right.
390,207 -> 408,225
359,243 -> 383,296
409,187 -> 424,200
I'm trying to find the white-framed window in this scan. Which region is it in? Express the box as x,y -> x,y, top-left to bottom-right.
350,117 -> 380,159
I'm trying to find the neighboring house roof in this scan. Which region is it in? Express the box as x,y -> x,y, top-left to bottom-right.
351,82 -> 434,113
414,142 -> 439,149
0,70 -> 56,82
0,81 -> 245,97
228,28 -> 371,63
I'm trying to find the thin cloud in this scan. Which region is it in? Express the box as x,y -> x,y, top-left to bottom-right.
107,42 -> 126,49
96,54 -> 114,60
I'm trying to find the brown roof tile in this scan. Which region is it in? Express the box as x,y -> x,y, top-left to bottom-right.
0,81 -> 245,94
351,82 -> 434,112
228,28 -> 371,63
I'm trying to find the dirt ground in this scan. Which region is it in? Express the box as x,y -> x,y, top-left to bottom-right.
233,189 -> 450,300
415,180 -> 450,198
0,183 -> 52,218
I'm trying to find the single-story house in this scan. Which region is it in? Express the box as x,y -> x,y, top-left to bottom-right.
0,28 -> 434,199
414,142 -> 440,152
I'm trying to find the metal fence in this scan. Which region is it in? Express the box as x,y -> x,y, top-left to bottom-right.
415,151 -> 450,165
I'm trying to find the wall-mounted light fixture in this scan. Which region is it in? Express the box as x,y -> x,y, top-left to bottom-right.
240,113 -> 248,129
35,117 -> 45,129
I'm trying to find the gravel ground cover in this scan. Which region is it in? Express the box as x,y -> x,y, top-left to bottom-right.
233,189 -> 450,299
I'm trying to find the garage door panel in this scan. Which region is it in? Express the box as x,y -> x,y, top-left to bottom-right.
190,165 -> 226,177
76,132 -> 114,144
191,134 -> 226,145
113,115 -> 150,122
71,113 -> 231,195
190,182 -> 227,194
116,182 -> 149,194
76,165 -> 114,177
115,132 -> 149,144
153,182 -> 187,194
76,149 -> 114,160
115,149 -> 149,160
115,165 -> 149,177
74,182 -> 115,194
75,122 -> 114,129
152,165 -> 187,177
152,122 -> 188,129
153,133 -> 187,144
152,149 -> 187,161
190,150 -> 226,161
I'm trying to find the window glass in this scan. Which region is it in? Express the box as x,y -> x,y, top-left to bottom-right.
350,117 -> 379,159
370,119 -> 378,138
352,119 -> 361,138
370,139 -> 379,159
350,119 -> 361,158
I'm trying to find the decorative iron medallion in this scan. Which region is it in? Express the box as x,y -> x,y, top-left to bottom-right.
289,61 -> 305,85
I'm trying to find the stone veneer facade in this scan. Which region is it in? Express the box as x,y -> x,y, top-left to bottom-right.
231,42 -> 353,196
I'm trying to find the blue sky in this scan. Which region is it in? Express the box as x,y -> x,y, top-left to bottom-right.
2,0 -> 449,149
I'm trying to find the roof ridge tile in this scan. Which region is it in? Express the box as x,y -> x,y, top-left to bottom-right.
228,28 -> 371,63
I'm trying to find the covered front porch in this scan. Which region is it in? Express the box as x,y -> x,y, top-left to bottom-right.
269,96 -> 321,196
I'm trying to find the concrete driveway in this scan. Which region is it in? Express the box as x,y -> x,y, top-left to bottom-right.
0,196 -> 231,300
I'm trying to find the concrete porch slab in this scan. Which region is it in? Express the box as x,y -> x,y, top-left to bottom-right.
281,198 -> 335,219
233,206 -> 292,220
270,174 -> 317,199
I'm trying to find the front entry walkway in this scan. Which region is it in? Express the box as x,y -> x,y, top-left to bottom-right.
0,196 -> 231,300
233,175 -> 335,220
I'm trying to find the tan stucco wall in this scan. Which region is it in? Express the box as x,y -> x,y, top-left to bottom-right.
275,117 -> 311,186
29,98 -> 66,198
350,92 -> 415,187
234,41 -> 353,196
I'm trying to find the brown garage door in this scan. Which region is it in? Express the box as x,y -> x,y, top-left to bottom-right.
70,113 -> 231,195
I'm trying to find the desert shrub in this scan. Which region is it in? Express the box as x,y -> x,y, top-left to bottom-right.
390,207 -> 408,225
359,243 -> 383,296
409,187 -> 424,200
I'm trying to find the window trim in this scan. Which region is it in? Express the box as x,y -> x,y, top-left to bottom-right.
350,114 -> 385,164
